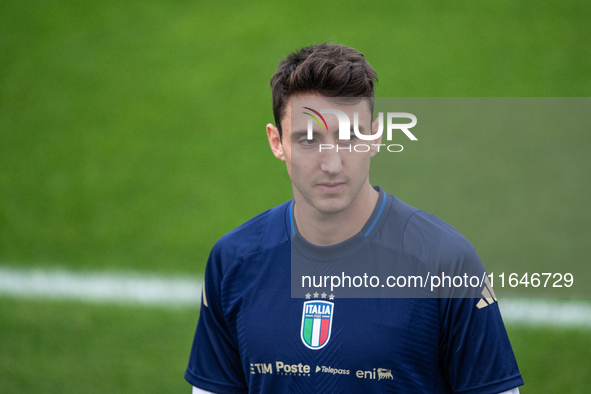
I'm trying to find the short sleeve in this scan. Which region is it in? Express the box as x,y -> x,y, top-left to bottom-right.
402,209 -> 524,393
185,246 -> 248,394
439,296 -> 524,394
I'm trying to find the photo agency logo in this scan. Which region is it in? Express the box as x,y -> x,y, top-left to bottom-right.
302,107 -> 417,153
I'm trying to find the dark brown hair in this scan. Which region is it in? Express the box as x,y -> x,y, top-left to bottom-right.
270,43 -> 378,137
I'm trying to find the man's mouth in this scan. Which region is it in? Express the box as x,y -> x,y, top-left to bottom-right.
316,182 -> 346,194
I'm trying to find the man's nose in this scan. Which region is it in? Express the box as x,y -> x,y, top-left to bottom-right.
319,146 -> 343,175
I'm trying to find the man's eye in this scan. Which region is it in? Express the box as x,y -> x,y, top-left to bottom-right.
299,139 -> 316,145
339,135 -> 357,143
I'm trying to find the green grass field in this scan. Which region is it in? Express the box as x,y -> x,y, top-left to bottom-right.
1,0 -> 590,392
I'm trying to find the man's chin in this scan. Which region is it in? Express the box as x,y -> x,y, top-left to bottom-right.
310,197 -> 351,215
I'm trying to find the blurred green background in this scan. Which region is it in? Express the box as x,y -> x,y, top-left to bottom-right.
1,0 -> 590,392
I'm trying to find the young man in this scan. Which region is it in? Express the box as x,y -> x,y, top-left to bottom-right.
185,43 -> 523,394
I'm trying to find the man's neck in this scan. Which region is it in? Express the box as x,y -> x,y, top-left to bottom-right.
293,183 -> 380,246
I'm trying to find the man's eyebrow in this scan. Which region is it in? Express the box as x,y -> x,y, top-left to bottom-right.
346,125 -> 369,134
290,125 -> 369,139
291,130 -> 314,139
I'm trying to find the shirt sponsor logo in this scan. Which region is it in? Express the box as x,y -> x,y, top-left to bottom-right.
356,367 -> 394,380
377,368 -> 393,380
476,276 -> 497,309
300,300 -> 334,350
250,363 -> 272,374
249,361 -> 311,376
275,361 -> 311,376
315,365 -> 350,375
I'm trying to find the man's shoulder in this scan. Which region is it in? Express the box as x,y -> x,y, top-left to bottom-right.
385,195 -> 479,264
211,200 -> 291,262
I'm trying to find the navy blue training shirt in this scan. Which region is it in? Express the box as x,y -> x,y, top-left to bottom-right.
185,187 -> 523,393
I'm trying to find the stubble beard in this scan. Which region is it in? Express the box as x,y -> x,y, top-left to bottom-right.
293,177 -> 368,217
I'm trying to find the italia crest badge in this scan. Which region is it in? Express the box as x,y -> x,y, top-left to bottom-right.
300,300 -> 334,350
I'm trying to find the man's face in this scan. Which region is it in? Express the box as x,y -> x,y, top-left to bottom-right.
268,95 -> 380,215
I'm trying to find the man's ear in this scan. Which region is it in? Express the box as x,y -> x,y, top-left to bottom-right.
266,123 -> 285,161
370,117 -> 383,157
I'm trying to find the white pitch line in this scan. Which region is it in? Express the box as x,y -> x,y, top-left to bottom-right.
0,266 -> 202,306
499,299 -> 591,329
0,266 -> 590,329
